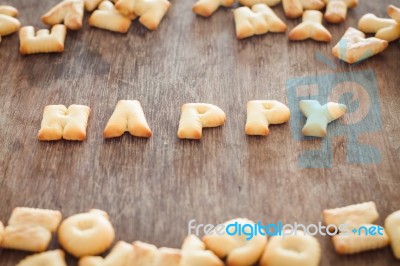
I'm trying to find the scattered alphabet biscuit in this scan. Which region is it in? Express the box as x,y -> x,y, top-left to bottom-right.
192,0 -> 235,17
239,0 -> 281,7
181,235 -> 224,266
19,24 -> 67,54
0,6 -> 20,43
38,104 -> 91,141
358,13 -> 400,42
388,5 -> 400,23
332,27 -> 388,64
0,5 -> 18,16
89,1 -> 133,33
79,241 -> 134,266
8,207 -> 62,233
245,100 -> 290,136
41,0 -> 85,30
1,224 -> 52,252
177,103 -> 226,139
289,10 -> 332,42
385,210 -> 400,259
16,250 -> 67,266
324,0 -> 358,23
323,201 -> 379,227
104,100 -> 152,138
282,0 -> 325,19
299,100 -> 347,138
234,4 -> 286,39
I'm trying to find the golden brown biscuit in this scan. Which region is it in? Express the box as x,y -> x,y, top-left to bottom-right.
177,103 -> 226,139
385,210 -> 400,259
203,218 -> 267,266
38,104 -> 91,141
234,4 -> 287,39
19,25 -> 67,55
282,0 -> 325,19
104,100 -> 152,138
0,13 -> 21,43
388,5 -> 400,23
260,231 -> 321,266
0,221 -> 4,245
245,100 -> 290,136
332,224 -> 389,254
1,224 -> 52,252
79,241 -> 134,266
239,0 -> 281,7
181,235 -> 224,266
16,250 -> 67,266
323,201 -> 379,227
324,0 -> 358,23
85,0 -> 116,11
58,209 -> 115,257
358,13 -> 400,42
289,10 -> 331,42
8,207 -> 62,233
89,1 -> 133,33
332,27 -> 388,64
129,241 -> 181,265
193,0 -> 235,17
41,0 -> 84,30
115,0 -> 170,30
0,5 -> 18,17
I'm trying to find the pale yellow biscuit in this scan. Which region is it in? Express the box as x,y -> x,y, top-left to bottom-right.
16,250 -> 67,266
260,230 -> 321,266
181,235 -> 224,266
116,0 -> 170,30
0,14 -> 21,43
332,224 -> 389,254
154,248 -> 182,266
385,210 -> 400,259
203,218 -> 267,266
239,0 -> 281,7
332,27 -> 388,64
282,0 -> 325,19
19,24 -> 67,55
0,5 -> 18,17
289,10 -> 331,42
58,209 -> 115,257
89,1 -> 133,33
358,13 -> 400,42
323,0 -> 357,23
104,100 -> 152,138
177,103 -> 226,139
245,100 -> 290,136
234,4 -> 286,39
41,0 -> 84,30
129,241 -> 181,265
38,104 -> 91,141
1,224 -> 52,252
8,207 -> 62,233
193,0 -> 235,17
85,0 -> 116,11
79,241 -> 134,266
388,5 -> 400,23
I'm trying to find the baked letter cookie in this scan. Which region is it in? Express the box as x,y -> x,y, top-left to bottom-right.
282,0 -> 325,19
260,230 -> 321,266
324,0 -> 358,23
385,210 -> 400,259
289,10 -> 331,42
332,27 -> 388,64
41,0 -> 84,30
104,100 -> 152,138
79,241 -> 134,266
203,218 -> 267,266
299,100 -> 347,138
192,0 -> 235,17
85,0 -> 116,11
58,209 -> 115,257
19,25 -> 67,54
240,0 -> 281,7
234,4 -> 286,39
8,207 -> 62,233
323,201 -> 379,227
178,103 -> 226,139
115,0 -> 170,30
16,250 -> 67,266
388,5 -> 400,23
1,224 -> 52,252
130,241 -> 182,265
89,1 -> 132,33
0,6 -> 21,43
181,235 -> 224,266
245,100 -> 290,136
38,104 -> 91,141
358,13 -> 400,42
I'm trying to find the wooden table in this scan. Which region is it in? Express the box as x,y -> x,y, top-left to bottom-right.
0,0 -> 399,265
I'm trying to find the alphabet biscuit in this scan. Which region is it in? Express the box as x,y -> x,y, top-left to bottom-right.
282,0 -> 325,19
41,0 -> 84,30
79,241 -> 134,266
177,103 -> 226,139
332,27 -> 388,64
38,104 -> 91,141
388,5 -> 400,23
89,1 -> 133,33
19,25 -> 67,54
181,235 -> 224,266
104,100 -> 152,138
324,0 -> 358,23
358,13 -> 400,42
289,10 -> 332,42
0,8 -> 21,43
16,250 -> 67,266
0,5 -> 18,17
192,0 -> 235,17
385,210 -> 400,259
239,0 -> 281,7
1,224 -> 52,252
234,4 -> 287,39
323,201 -> 379,227
8,207 -> 62,233
245,100 -> 290,136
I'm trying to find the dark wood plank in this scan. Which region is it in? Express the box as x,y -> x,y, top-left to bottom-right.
0,0 -> 399,265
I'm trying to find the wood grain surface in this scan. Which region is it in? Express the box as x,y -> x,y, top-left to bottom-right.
0,0 -> 399,265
